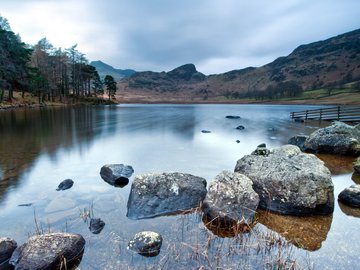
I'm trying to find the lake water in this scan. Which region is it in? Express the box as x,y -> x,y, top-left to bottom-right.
0,104 -> 359,269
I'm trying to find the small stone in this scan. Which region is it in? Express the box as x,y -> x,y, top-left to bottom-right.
0,237 -> 17,265
226,115 -> 241,119
89,218 -> 106,234
56,179 -> 74,191
236,140 -> 240,143
201,130 -> 211,133
338,184 -> 360,208
236,125 -> 245,130
128,231 -> 162,257
100,164 -> 134,186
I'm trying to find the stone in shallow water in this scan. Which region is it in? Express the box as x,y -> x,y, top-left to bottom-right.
303,121 -> 360,155
127,172 -> 207,219
202,171 -> 259,234
0,237 -> 17,266
225,115 -> 241,119
56,179 -> 74,191
338,184 -> 360,208
9,232 -> 85,270
201,130 -> 211,133
128,231 -> 162,257
235,144 -> 334,216
89,218 -> 106,234
100,164 -> 134,186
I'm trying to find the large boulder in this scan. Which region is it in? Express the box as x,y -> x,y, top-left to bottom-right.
100,164 -> 134,186
127,172 -> 207,219
338,184 -> 360,208
0,237 -> 17,267
9,233 -> 85,270
303,121 -> 360,156
234,145 -> 334,216
202,171 -> 259,233
128,231 -> 163,257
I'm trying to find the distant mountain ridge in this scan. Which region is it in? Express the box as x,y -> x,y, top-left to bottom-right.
117,28 -> 360,101
90,60 -> 136,81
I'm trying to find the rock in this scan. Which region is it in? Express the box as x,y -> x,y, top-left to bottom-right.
354,157 -> 360,174
9,233 -> 85,270
294,118 -> 305,123
56,179 -> 74,191
236,140 -> 240,143
89,218 -> 105,234
100,164 -> 134,186
201,130 -> 211,133
303,121 -> 360,155
234,145 -> 334,216
338,184 -> 360,208
252,145 -> 270,156
236,125 -> 245,130
128,231 -> 162,257
0,237 -> 17,266
202,171 -> 259,233
127,172 -> 207,219
45,196 -> 76,213
288,135 -> 309,151
226,115 -> 241,119
18,203 -> 32,207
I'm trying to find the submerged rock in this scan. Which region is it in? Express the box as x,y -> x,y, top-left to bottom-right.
100,164 -> 134,186
56,179 -> 74,191
235,125 -> 245,130
303,121 -> 360,156
225,115 -> 241,119
338,184 -> 360,208
0,237 -> 17,266
128,231 -> 162,257
235,145 -> 334,216
202,171 -> 259,233
9,232 -> 85,270
127,172 -> 207,219
89,218 -> 106,234
201,130 -> 211,133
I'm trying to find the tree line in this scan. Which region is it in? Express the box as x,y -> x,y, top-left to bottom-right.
0,16 -> 117,103
225,81 -> 303,100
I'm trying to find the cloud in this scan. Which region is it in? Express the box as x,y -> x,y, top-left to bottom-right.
1,0 -> 360,74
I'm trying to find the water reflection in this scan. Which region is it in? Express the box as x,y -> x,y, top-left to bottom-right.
256,209 -> 333,251
338,201 -> 360,218
316,154 -> 356,175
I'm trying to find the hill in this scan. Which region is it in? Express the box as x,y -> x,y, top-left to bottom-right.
90,60 -> 136,81
117,29 -> 360,103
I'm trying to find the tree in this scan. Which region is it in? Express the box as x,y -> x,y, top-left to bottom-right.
0,16 -> 32,100
104,75 -> 117,100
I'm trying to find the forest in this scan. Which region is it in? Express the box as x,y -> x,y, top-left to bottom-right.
0,16 -> 116,103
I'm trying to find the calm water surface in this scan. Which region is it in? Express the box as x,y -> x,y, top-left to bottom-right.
0,104 -> 359,269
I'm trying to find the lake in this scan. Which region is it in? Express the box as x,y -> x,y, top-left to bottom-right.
0,104 -> 359,269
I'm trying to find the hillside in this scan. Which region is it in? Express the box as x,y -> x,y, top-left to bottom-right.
90,60 -> 136,81
117,28 -> 360,102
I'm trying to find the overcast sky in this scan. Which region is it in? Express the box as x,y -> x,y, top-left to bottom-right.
1,0 -> 360,74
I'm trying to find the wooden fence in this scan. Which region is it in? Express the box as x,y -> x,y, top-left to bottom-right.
290,106 -> 360,122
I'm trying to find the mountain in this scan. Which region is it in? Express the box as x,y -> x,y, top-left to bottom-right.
118,29 -> 360,102
90,60 -> 136,81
